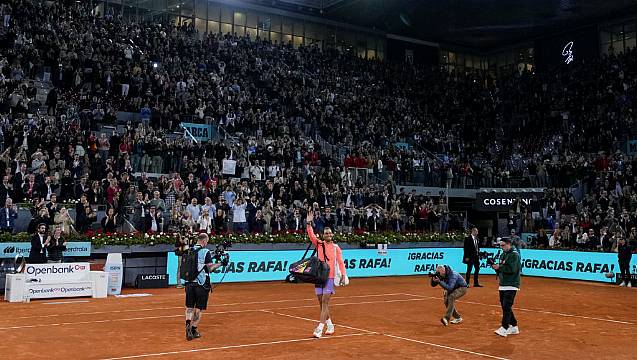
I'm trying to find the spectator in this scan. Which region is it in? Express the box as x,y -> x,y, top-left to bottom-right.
144,206 -> 163,233
232,197 -> 248,234
46,227 -> 67,263
0,198 -> 18,233
54,207 -> 75,236
101,207 -> 119,233
28,223 -> 48,264
186,198 -> 201,222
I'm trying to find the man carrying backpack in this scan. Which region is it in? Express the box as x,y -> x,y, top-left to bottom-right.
182,233 -> 224,341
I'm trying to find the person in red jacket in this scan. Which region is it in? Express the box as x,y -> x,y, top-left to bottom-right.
306,211 -> 348,339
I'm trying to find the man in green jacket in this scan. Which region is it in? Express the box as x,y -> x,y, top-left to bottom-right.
491,237 -> 521,337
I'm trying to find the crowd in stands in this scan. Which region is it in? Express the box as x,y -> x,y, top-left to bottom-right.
0,0 -> 636,252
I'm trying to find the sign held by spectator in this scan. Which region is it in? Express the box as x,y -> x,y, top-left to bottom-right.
222,160 -> 237,175
180,122 -> 214,142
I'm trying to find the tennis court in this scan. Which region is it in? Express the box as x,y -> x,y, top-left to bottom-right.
1,275 -> 634,359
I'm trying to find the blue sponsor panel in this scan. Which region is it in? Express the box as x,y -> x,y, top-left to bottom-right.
0,242 -> 91,258
166,248 -> 465,285
166,248 -> 634,285
180,122 -> 214,141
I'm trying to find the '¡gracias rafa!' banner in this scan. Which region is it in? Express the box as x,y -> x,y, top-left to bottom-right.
166,248 -> 631,285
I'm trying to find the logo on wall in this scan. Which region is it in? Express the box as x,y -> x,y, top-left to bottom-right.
562,41 -> 574,64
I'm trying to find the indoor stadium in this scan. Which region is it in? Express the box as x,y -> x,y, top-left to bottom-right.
0,0 -> 636,359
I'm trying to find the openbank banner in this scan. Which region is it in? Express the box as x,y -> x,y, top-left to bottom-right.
27,283 -> 93,299
25,262 -> 91,283
0,242 -> 92,259
166,248 -> 632,285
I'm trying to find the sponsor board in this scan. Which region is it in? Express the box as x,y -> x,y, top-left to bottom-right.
27,282 -> 93,299
181,122 -> 214,141
0,242 -> 91,258
475,192 -> 544,211
135,274 -> 169,288
166,248 -> 634,285
25,263 -> 91,282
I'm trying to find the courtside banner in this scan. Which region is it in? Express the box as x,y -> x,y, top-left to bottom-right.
166,248 -> 634,285
27,283 -> 93,299
25,262 -> 91,282
0,242 -> 91,258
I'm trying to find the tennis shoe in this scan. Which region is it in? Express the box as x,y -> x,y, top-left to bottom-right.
620,282 -> 626,287
494,327 -> 508,337
186,324 -> 193,341
507,326 -> 519,335
450,318 -> 463,324
191,327 -> 201,339
313,326 -> 323,338
440,318 -> 449,326
325,324 -> 335,335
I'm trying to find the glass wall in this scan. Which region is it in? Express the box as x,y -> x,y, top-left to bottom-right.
440,47 -> 534,75
600,21 -> 636,55
97,0 -> 384,59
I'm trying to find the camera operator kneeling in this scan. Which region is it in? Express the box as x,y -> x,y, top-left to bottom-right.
431,265 -> 468,326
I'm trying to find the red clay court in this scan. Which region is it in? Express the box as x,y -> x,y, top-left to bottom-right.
1,275 -> 634,360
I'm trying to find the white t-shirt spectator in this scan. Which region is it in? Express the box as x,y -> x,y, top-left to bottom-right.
233,202 -> 247,223
268,165 -> 279,178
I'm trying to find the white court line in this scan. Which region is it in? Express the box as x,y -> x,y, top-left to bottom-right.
0,309 -> 260,331
383,334 -> 511,360
265,309 -> 510,360
42,300 -> 90,305
262,310 -> 378,334
0,297 -> 425,331
401,293 -> 635,325
3,292 -> 410,321
272,298 -> 426,311
98,333 -> 372,360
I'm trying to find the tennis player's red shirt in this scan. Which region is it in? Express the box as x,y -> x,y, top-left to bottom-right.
307,224 -> 347,279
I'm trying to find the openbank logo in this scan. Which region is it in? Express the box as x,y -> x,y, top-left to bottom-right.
3,246 -> 15,254
26,264 -> 88,275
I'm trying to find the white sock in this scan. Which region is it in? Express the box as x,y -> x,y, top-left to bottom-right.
326,319 -> 333,326
317,323 -> 325,330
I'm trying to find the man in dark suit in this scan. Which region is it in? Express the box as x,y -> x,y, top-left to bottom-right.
144,206 -> 163,233
29,223 -> 49,264
270,212 -> 287,234
463,227 -> 482,287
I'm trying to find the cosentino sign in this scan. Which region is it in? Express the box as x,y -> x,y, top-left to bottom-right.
475,192 -> 544,211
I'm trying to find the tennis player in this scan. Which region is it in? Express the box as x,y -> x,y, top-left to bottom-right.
307,211 -> 348,338
184,233 -> 223,341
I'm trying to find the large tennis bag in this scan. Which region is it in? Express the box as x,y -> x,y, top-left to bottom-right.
288,241 -> 330,285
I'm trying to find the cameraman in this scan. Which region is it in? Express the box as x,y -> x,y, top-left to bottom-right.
431,265 -> 468,326
184,233 -> 224,341
492,237 -> 521,337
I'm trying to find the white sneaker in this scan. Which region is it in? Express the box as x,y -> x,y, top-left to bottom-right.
450,318 -> 463,324
313,326 -> 323,339
507,326 -> 519,335
494,327 -> 508,337
628,283 -> 633,288
619,282 -> 626,287
325,324 -> 335,335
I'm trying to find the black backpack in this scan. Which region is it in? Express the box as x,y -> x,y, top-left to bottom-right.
180,247 -> 205,282
288,241 -> 330,286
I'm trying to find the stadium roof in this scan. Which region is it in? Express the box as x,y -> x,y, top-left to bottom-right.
253,0 -> 637,48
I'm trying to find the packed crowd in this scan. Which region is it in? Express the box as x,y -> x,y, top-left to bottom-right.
0,0 -> 636,250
